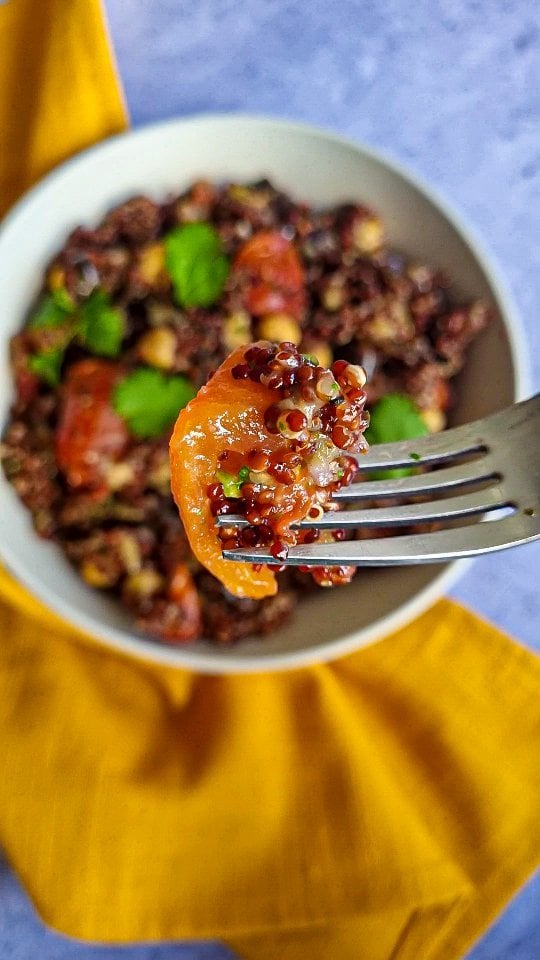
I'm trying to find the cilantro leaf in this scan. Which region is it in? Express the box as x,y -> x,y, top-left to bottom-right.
164,222 -> 229,308
79,289 -> 124,357
29,289 -> 74,329
113,367 -> 197,438
28,347 -> 65,386
27,287 -> 125,384
365,393 -> 429,479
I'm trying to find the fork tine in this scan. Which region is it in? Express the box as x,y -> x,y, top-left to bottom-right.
286,487 -> 509,528
353,393 -> 540,472
353,422 -> 484,470
332,458 -> 497,501
222,511 -> 540,566
216,485 -> 509,530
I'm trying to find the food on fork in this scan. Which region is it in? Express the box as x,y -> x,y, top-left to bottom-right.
170,341 -> 370,599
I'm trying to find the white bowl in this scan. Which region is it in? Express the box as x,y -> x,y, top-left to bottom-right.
0,115 -> 528,673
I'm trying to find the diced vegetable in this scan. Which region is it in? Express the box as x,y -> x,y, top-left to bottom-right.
234,230 -> 306,320
55,360 -> 130,490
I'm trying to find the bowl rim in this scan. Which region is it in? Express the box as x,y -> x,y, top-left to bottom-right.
0,113 -> 531,673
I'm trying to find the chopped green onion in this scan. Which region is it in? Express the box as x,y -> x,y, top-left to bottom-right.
215,465 -> 250,498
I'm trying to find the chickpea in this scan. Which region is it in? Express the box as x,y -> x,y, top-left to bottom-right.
80,559 -> 115,589
123,568 -> 165,597
322,284 -> 344,312
257,313 -> 302,346
116,532 -> 142,575
302,340 -> 333,369
365,303 -> 414,347
421,407 -> 446,433
353,215 -> 384,254
137,242 -> 166,285
149,459 -> 171,494
223,310 -> 252,352
137,326 -> 177,370
105,461 -> 135,491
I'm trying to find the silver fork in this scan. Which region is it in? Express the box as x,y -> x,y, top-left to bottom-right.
217,393 -> 540,566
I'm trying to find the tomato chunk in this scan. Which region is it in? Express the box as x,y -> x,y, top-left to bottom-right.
169,346 -> 285,599
55,359 -> 129,491
234,230 -> 306,320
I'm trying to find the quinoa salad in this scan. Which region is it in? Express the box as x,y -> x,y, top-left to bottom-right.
1,179 -> 491,644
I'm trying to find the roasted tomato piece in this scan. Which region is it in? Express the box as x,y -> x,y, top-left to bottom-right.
55,359 -> 129,492
234,230 -> 306,320
170,342 -> 369,600
170,346 -> 284,599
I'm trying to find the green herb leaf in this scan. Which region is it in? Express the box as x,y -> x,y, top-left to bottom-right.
365,393 -> 429,479
215,465 -> 250,498
79,289 -> 124,357
164,222 -> 229,308
112,367 -> 196,438
28,287 -> 124,382
29,289 -> 74,329
409,452 -> 421,461
28,347 -> 65,386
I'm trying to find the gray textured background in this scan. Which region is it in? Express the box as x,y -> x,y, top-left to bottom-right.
1,0 -> 538,957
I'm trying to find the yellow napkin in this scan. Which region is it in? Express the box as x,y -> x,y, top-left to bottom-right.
0,0 -> 126,215
1,3 -> 539,958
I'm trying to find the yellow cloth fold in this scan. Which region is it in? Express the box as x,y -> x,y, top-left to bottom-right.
1,3 -> 539,959
0,0 -> 126,216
